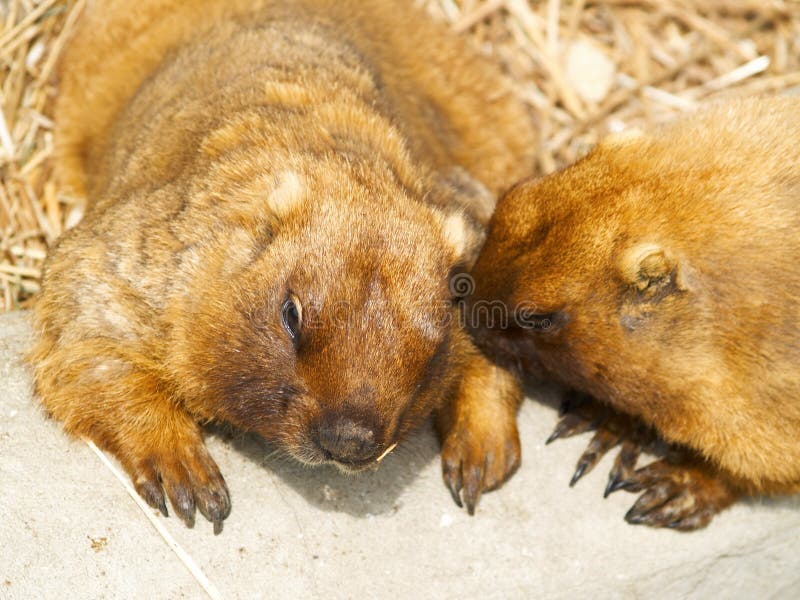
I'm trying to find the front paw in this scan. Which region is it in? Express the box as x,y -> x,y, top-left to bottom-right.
441,415 -> 521,515
127,440 -> 231,534
548,394 -> 740,530
615,457 -> 741,531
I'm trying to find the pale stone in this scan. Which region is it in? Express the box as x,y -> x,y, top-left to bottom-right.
565,38 -> 616,104
2,310 -> 799,598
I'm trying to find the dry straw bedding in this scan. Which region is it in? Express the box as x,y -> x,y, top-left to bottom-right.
1,0 -> 799,312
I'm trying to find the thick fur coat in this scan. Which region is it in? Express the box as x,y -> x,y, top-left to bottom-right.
31,0 -> 536,530
470,98 -> 800,529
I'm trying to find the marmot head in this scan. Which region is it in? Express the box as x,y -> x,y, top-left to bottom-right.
177,159 -> 484,471
467,130 -> 703,406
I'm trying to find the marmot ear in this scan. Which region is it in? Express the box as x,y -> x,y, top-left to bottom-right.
441,211 -> 470,260
267,171 -> 306,218
433,167 -> 494,267
618,243 -> 685,295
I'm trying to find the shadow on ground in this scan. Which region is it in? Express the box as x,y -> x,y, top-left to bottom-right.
205,380 -> 567,519
206,420 -> 441,518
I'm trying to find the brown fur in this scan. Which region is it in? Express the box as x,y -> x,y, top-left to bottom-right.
30,0 -> 536,529
470,98 -> 800,526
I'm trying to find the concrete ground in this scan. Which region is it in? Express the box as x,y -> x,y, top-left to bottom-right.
2,310 -> 799,599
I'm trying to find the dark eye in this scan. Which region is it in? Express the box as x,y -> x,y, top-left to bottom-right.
281,293 -> 303,341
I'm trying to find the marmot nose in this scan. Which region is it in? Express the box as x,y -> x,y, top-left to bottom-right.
317,417 -> 378,464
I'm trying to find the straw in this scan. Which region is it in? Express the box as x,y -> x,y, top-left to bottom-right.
3,0 -> 800,310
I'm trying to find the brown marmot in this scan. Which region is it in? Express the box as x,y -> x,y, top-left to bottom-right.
468,97 -> 800,530
30,0 -> 536,532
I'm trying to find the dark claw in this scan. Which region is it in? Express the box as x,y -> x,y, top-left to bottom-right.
195,485 -> 231,524
449,483 -> 463,508
443,461 -> 463,508
181,511 -> 196,528
213,520 -> 223,535
462,465 -> 483,516
605,440 -> 642,497
625,505 -> 670,528
619,477 -> 646,494
168,486 -> 197,528
570,461 -> 588,487
136,480 -> 169,517
546,413 -> 594,445
624,497 -> 671,526
604,474 -> 628,498
571,429 -> 621,487
622,482 -> 679,527
624,506 -> 647,525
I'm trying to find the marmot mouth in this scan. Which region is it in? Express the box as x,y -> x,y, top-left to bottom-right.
329,443 -> 398,473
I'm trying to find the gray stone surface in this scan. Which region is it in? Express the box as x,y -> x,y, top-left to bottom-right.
1,310 -> 799,599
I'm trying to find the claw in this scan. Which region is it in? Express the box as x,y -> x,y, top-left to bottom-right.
571,428 -> 621,487
626,480 -> 729,530
195,484 -> 231,524
440,423 -> 519,515
166,483 -> 197,528
604,474 -> 627,497
213,520 -> 223,535
127,443 -> 230,531
624,506 -> 647,525
546,413 -> 595,445
443,461 -> 464,508
605,440 -> 642,497
570,461 -> 588,487
449,484 -> 463,508
462,465 -> 484,516
624,498 -> 668,526
135,477 -> 170,517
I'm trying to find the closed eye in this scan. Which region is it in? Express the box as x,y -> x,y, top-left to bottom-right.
515,309 -> 566,333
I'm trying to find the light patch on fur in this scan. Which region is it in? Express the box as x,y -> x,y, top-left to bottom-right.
441,211 -> 469,261
102,304 -> 134,334
222,227 -> 259,275
267,171 -> 305,218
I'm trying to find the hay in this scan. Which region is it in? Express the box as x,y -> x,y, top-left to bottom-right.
1,0 -> 799,312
